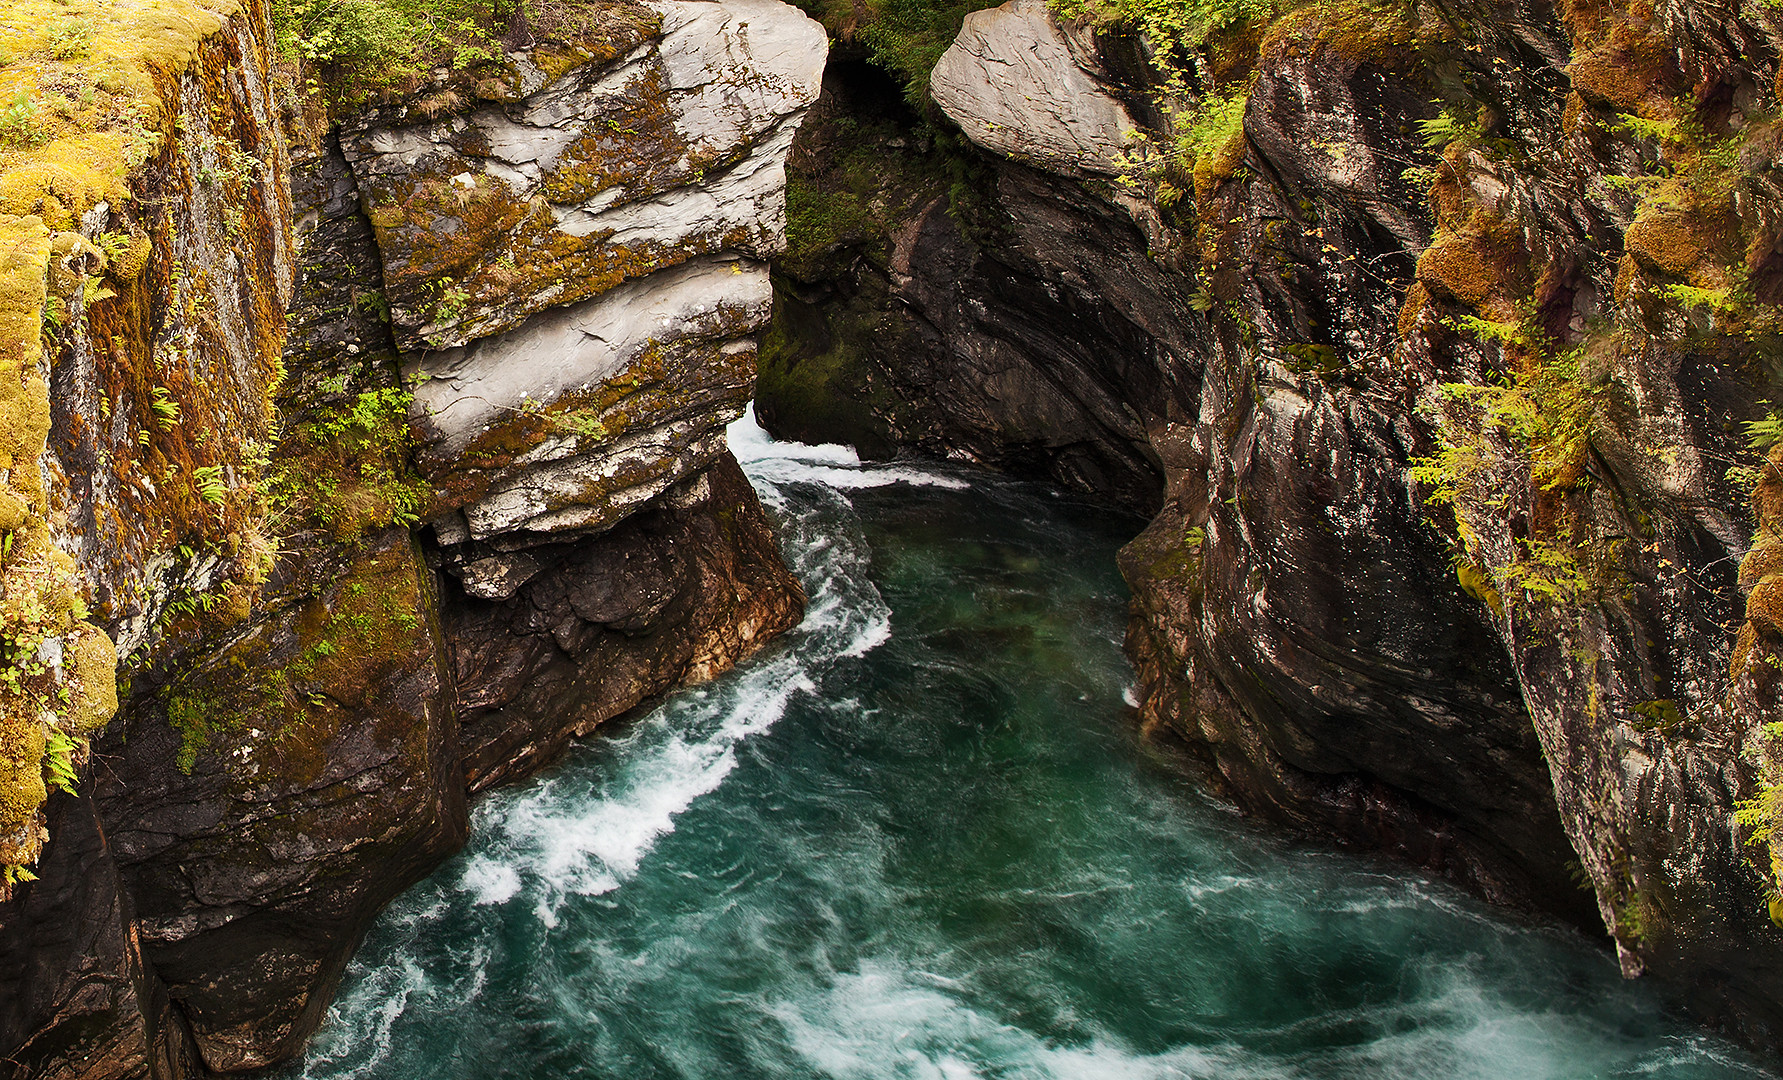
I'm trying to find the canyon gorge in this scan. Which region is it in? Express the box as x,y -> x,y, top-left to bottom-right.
0,0 -> 1780,1071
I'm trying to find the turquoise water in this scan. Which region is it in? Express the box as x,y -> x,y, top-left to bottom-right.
286,415 -> 1774,1080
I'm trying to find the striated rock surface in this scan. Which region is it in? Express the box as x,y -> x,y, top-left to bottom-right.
929,0 -> 1136,177
339,0 -> 825,352
758,0 -> 1783,1051
0,0 -> 820,1074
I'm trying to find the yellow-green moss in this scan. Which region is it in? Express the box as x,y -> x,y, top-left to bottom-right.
1623,211 -> 1707,279
1741,540 -> 1783,590
0,0 -> 246,887
1564,14 -> 1672,116
0,0 -> 240,220
1258,0 -> 1425,68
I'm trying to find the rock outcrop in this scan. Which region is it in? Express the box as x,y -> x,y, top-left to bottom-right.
756,0 -> 1783,1051
928,0 -> 1136,177
0,0 -> 823,1074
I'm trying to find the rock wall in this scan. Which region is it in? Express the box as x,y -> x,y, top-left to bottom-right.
758,54 -> 1193,511
0,0 -> 823,1075
756,0 -> 1783,1051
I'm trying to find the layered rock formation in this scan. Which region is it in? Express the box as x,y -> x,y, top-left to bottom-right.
756,0 -> 1783,1050
0,0 -> 822,1074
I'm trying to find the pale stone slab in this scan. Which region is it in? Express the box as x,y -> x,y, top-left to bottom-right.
930,0 -> 1135,177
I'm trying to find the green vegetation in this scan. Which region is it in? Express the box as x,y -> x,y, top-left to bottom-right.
272,0 -> 514,102
1746,411 -> 1783,453
0,92 -> 43,147
1731,417 -> 1783,890
1053,0 -> 1286,55
784,174 -> 879,272
1659,282 -> 1741,314
1492,538 -> 1594,606
1050,0 -> 1275,200
271,0 -> 660,108
782,0 -> 997,103
1412,342 -> 1603,501
268,386 -> 429,538
857,0 -> 991,102
1410,327 -> 1610,611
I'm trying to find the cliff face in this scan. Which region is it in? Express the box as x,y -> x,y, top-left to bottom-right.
0,0 -> 821,1075
757,0 -> 1783,1050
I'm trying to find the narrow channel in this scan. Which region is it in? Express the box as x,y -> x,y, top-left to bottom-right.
285,414 -> 1773,1080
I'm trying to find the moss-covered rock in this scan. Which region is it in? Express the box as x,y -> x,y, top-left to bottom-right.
339,0 -> 826,351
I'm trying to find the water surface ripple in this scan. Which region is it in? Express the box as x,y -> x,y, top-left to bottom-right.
287,414 -> 1774,1080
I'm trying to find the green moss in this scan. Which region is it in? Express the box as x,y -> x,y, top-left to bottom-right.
274,0 -> 659,110
165,683 -> 229,774
1187,94 -> 1250,199
267,385 -> 427,538
1614,893 -> 1646,943
159,539 -> 433,778
755,277 -> 902,454
0,0 -> 289,883
783,175 -> 878,276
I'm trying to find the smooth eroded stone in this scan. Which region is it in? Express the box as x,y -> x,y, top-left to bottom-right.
929,0 -> 1135,177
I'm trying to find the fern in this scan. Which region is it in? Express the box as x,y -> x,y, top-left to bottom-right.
194,465 -> 228,504
150,387 -> 181,430
1417,110 -> 1477,150
1661,283 -> 1738,313
1748,418 -> 1783,451
43,730 -> 81,796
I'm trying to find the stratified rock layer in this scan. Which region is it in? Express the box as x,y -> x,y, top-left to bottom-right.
0,0 -> 821,1075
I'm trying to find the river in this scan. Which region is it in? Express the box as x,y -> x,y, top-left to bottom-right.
284,413 -> 1773,1080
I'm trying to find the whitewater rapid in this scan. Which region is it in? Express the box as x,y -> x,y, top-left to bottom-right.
287,411 -> 1774,1080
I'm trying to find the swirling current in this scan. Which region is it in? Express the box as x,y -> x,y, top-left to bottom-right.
284,412 -> 1776,1080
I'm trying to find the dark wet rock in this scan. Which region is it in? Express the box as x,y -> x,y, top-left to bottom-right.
448,455 -> 806,794
757,63 -> 1198,513
0,795 -> 199,1080
765,0 -> 1783,1051
92,527 -> 464,1073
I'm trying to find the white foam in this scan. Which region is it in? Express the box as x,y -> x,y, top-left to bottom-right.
729,406 -> 970,490
771,962 -> 1261,1080
298,958 -> 429,1080
843,614 -> 893,659
458,856 -> 522,905
728,411 -> 863,467
479,657 -> 817,920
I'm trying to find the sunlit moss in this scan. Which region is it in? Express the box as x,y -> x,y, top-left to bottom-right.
0,0 -> 248,890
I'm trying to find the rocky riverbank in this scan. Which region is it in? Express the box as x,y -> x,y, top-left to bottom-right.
0,0 -> 821,1073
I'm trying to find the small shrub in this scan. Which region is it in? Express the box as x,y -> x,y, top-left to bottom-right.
1494,538 -> 1593,606
271,0 -> 529,104
48,18 -> 91,60
0,92 -> 45,147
